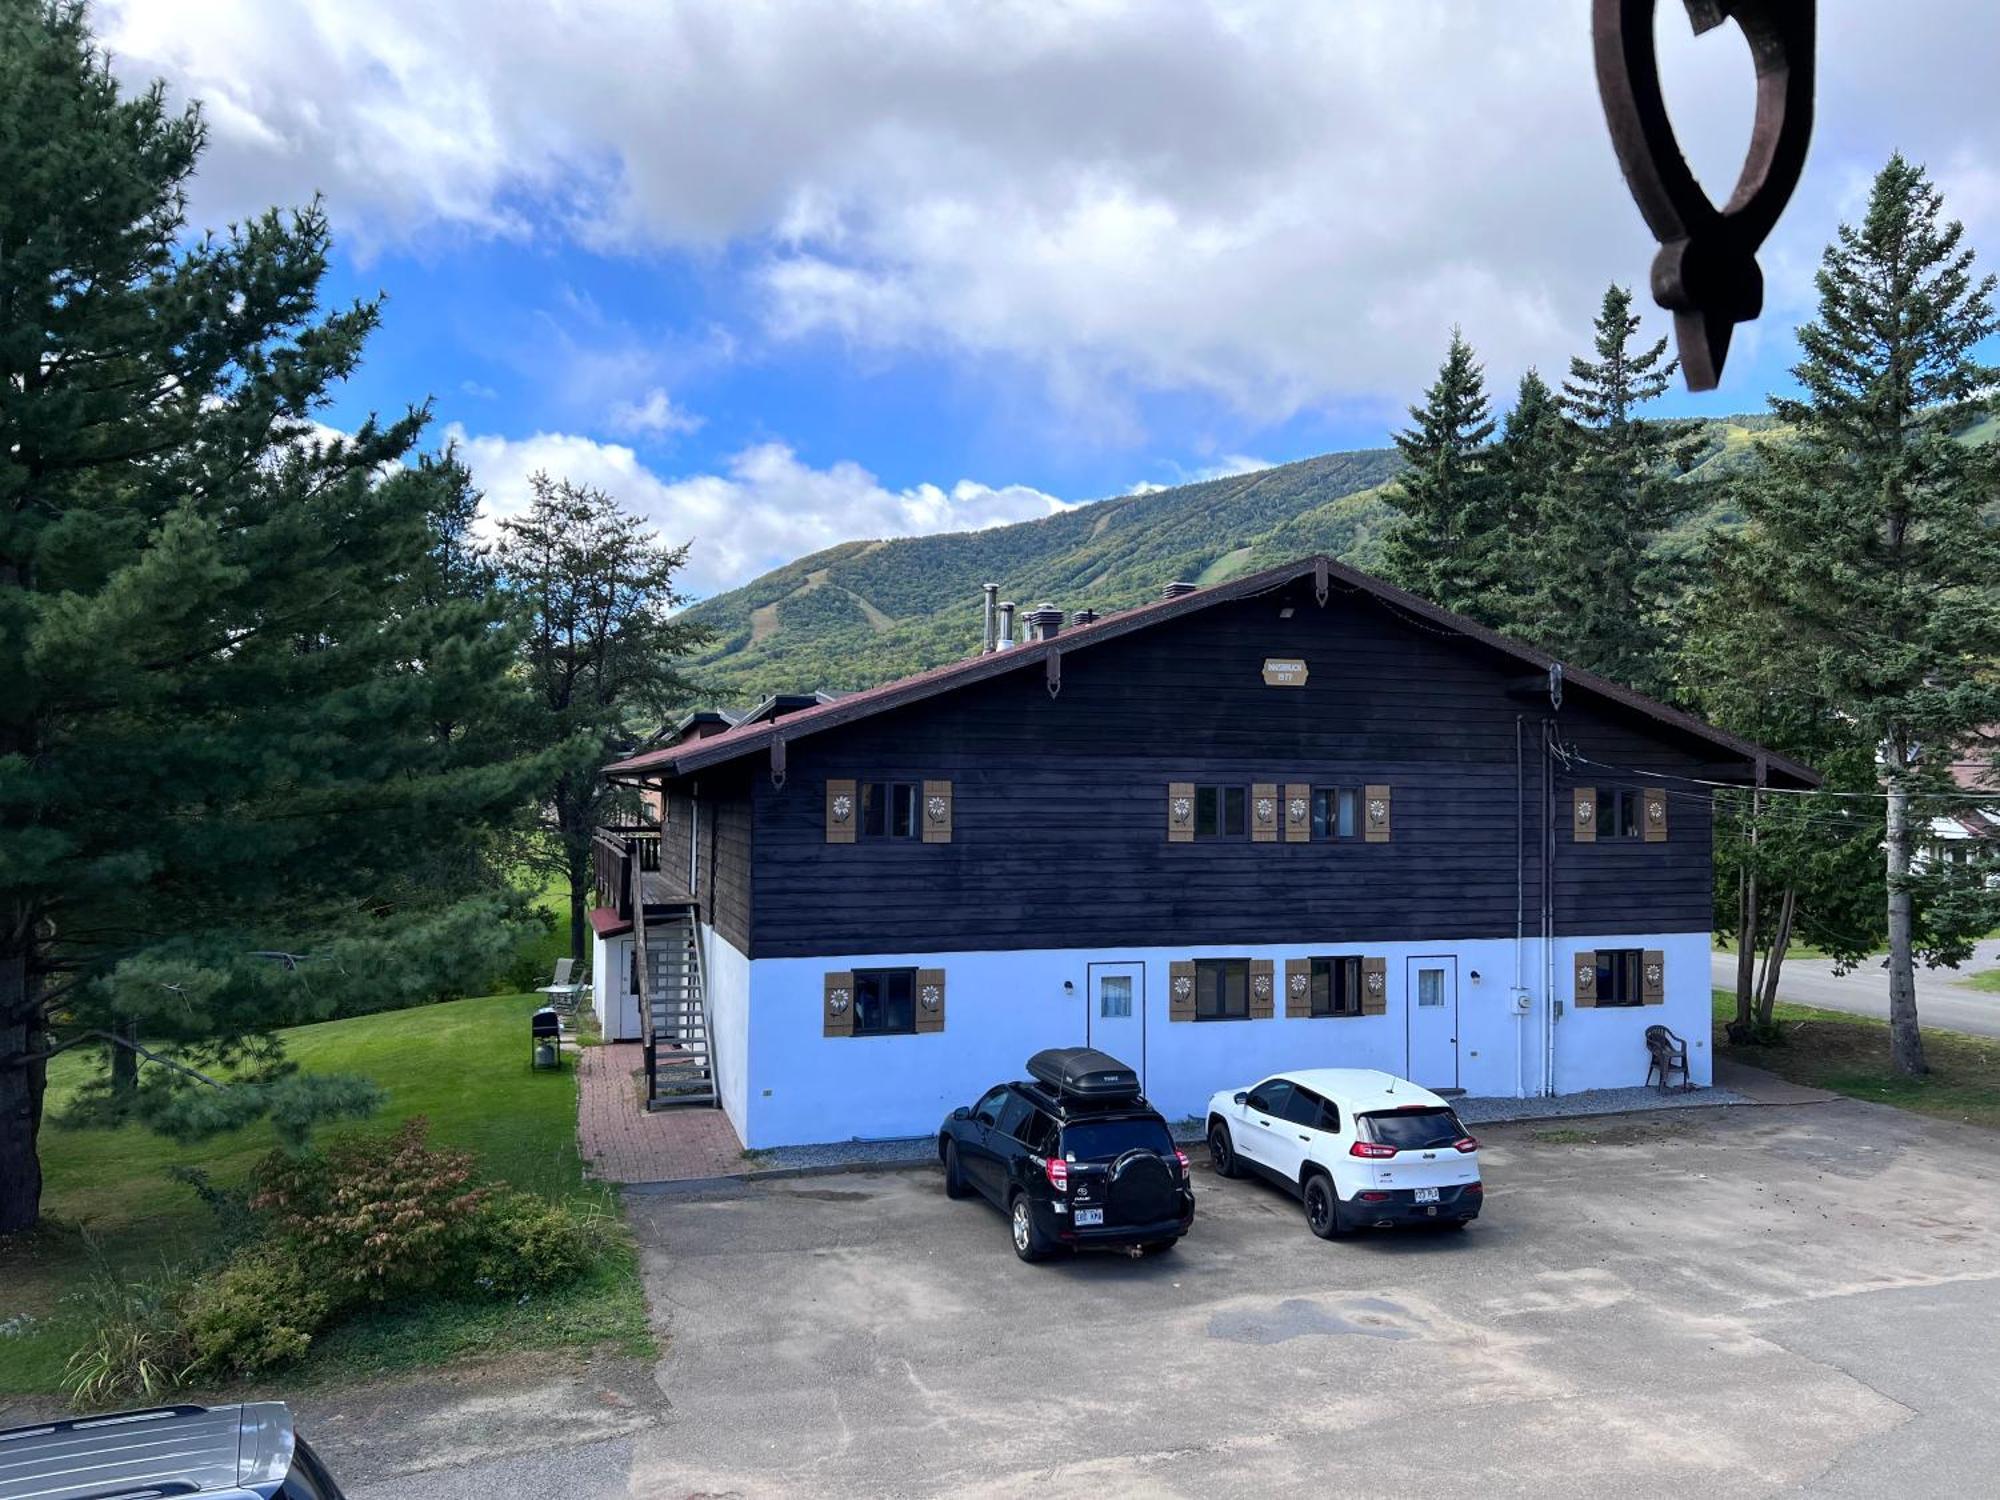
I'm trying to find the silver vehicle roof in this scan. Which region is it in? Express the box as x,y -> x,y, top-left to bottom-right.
0,1403 -> 295,1500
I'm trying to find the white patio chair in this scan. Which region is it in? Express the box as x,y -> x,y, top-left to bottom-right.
536,957 -> 585,1014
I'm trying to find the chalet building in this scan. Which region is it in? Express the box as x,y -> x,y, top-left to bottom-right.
592,555 -> 1815,1149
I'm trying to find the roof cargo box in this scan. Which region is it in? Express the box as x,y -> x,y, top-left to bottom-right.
1026,1047 -> 1141,1102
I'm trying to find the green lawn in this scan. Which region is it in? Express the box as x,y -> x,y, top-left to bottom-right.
0,993 -> 649,1396
1714,989 -> 2000,1130
1967,969 -> 2000,994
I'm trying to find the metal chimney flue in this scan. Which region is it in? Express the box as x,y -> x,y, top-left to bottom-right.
1070,608 -> 1099,628
997,600 -> 1016,650
1028,603 -> 1063,642
981,583 -> 999,654
1162,580 -> 1198,600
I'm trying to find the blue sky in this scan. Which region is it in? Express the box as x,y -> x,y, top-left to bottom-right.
102,0 -> 2000,600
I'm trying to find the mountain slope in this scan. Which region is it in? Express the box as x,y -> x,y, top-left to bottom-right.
679,414 -> 1789,701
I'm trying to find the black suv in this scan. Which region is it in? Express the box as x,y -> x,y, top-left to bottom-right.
937,1047 -> 1194,1262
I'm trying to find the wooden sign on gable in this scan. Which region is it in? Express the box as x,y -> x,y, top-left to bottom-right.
1261,657 -> 1309,688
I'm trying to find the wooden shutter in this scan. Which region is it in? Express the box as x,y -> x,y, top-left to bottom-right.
1249,958 -> 1276,1018
1572,787 -> 1596,843
1361,956 -> 1388,1014
826,779 -> 858,844
1284,783 -> 1311,843
1167,783 -> 1195,844
916,967 -> 947,1031
921,780 -> 953,843
1251,783 -> 1279,843
1642,950 -> 1666,1006
823,970 -> 855,1037
1284,957 -> 1312,1018
1168,960 -> 1197,1022
1644,789 -> 1669,843
1363,785 -> 1391,843
1573,950 -> 1598,1008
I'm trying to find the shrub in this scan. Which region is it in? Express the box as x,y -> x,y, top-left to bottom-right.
181,1246 -> 333,1381
461,1192 -> 608,1297
61,1264 -> 194,1408
251,1117 -> 487,1299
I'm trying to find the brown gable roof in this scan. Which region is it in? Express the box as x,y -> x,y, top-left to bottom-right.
606,554 -> 1819,788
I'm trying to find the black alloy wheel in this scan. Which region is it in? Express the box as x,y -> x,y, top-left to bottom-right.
1304,1173 -> 1342,1240
1208,1123 -> 1239,1178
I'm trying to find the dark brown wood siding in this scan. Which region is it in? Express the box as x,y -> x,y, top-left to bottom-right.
714,585 -> 1717,959
696,769 -> 754,954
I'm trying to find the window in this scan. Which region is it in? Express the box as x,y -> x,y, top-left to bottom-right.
853,968 -> 916,1034
1019,1107 -> 1059,1156
861,781 -> 919,838
1310,956 -> 1363,1017
1311,787 -> 1359,839
1194,785 -> 1248,838
1593,949 -> 1645,1007
1596,788 -> 1642,840
1416,967 -> 1446,1007
1099,974 -> 1133,1019
1060,1116 -> 1174,1161
994,1091 -> 1035,1141
972,1085 -> 1009,1127
1245,1078 -> 1295,1118
1196,958 -> 1250,1020
1360,1106 -> 1466,1150
1280,1086 -> 1327,1130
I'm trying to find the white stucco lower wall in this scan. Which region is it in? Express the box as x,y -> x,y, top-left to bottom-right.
702,922 -> 753,1145
588,930 -> 643,1042
729,932 -> 1714,1149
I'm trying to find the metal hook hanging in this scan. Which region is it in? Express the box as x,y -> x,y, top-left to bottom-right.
1593,0 -> 1816,391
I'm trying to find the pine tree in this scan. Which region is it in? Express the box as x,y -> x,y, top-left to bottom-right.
499,476 -> 710,962
1528,286 -> 1693,696
1486,369 -> 1570,636
1718,155 -> 2000,1075
0,1 -> 549,1230
1381,330 -> 1501,618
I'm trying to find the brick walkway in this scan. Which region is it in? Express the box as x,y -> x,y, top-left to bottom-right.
576,1042 -> 747,1183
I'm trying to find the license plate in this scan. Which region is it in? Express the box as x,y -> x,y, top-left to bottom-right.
1413,1187 -> 1440,1204
1075,1208 -> 1104,1227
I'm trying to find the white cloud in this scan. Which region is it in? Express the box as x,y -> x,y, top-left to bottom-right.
609,388 -> 703,438
1127,453 -> 1270,495
443,424 -> 1072,597
100,1 -> 2000,420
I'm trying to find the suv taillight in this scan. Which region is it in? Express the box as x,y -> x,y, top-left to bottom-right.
1349,1140 -> 1397,1159
1173,1149 -> 1190,1175
1043,1156 -> 1069,1192
1453,1136 -> 1480,1154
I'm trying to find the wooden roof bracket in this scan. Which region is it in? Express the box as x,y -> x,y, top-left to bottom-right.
1593,0 -> 1815,391
769,734 -> 787,789
1046,647 -> 1062,699
1314,556 -> 1330,606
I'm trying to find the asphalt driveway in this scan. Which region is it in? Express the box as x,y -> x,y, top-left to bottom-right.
1712,939 -> 2000,1038
335,1099 -> 2000,1499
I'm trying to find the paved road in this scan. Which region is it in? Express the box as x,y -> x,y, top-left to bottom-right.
324,1102 -> 2000,1498
1711,939 -> 2000,1038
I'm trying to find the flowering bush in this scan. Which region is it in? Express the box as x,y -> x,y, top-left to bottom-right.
250,1117 -> 488,1299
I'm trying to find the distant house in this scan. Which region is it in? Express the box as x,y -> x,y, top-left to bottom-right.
1926,730 -> 1999,886
594,555 -> 1815,1149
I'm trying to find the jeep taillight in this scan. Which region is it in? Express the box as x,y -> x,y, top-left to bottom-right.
1043,1156 -> 1069,1192
1174,1150 -> 1190,1175
1453,1136 -> 1480,1154
1349,1140 -> 1397,1159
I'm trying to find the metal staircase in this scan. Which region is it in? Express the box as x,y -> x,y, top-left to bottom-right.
639,906 -> 717,1109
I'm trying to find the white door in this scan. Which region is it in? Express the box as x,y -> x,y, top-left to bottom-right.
1404,956 -> 1459,1091
1086,962 -> 1146,1089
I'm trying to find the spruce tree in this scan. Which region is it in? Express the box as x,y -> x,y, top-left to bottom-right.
1719,155 -> 2000,1075
1381,330 -> 1501,618
1529,286 -> 1692,696
0,1 -> 549,1230
1486,369 -> 1570,637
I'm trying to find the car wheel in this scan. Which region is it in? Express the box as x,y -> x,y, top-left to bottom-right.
1303,1173 -> 1343,1240
1208,1121 -> 1239,1178
942,1141 -> 970,1199
1009,1193 -> 1047,1263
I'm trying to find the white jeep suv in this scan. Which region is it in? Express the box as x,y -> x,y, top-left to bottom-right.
1205,1068 -> 1482,1237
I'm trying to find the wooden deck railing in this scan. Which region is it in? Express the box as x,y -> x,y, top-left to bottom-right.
591,827 -> 663,917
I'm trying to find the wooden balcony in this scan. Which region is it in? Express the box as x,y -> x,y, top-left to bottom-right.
591,827 -> 691,917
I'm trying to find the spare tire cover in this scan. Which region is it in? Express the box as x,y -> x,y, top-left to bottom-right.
1107,1149 -> 1177,1224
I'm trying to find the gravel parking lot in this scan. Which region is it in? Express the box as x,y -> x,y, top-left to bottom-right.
340,1099 -> 2000,1499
